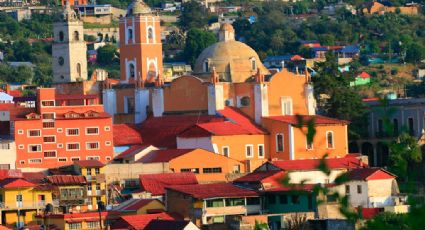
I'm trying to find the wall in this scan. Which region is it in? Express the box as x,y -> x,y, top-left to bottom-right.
136,200 -> 165,214
0,140 -> 16,169
176,137 -> 213,151
287,169 -> 346,184
163,76 -> 209,112
346,181 -> 368,208
265,192 -> 315,214
166,189 -> 194,221
104,162 -> 170,184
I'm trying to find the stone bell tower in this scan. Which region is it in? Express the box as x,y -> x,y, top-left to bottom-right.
52,1 -> 88,83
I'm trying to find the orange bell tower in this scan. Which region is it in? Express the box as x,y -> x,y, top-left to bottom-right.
119,0 -> 163,84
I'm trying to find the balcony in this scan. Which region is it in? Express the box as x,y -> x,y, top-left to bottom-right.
86,174 -> 106,183
87,190 -> 105,196
0,201 -> 48,210
204,206 -> 248,216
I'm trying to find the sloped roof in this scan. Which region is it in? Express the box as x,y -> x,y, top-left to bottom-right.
144,220 -> 193,230
271,155 -> 366,171
167,183 -> 259,199
117,199 -> 162,212
0,178 -> 36,188
114,145 -> 149,160
358,71 -> 371,79
111,212 -> 178,230
74,160 -> 104,168
139,173 -> 198,196
344,168 -> 395,181
113,124 -> 143,146
138,149 -> 193,163
23,172 -> 47,184
264,115 -> 349,125
234,170 -> 283,183
47,175 -> 87,185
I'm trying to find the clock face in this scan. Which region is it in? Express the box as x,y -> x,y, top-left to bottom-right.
58,57 -> 64,66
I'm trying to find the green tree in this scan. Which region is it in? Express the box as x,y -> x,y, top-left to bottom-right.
253,220 -> 269,230
97,45 -> 118,66
405,43 -> 425,64
178,1 -> 210,31
362,212 -> 408,230
183,28 -> 216,66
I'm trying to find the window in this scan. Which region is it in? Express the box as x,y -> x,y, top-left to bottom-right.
245,145 -> 254,158
129,63 -> 135,78
43,122 -> 55,129
57,143 -> 63,148
345,185 -> 350,194
87,221 -> 100,229
57,128 -> 63,133
408,117 -> 414,135
104,126 -> 110,131
18,145 -> 24,150
95,168 -> 100,175
326,131 -> 334,149
43,136 -> 56,143
88,184 -> 92,191
327,194 -> 337,202
291,195 -> 300,204
267,195 -> 276,204
203,167 -> 222,173
20,160 -> 25,165
276,133 -> 284,152
41,101 -> 54,107
206,199 -> 224,207
96,184 -> 101,190
204,60 -> 209,72
58,158 -> 67,162
86,142 -> 99,150
86,127 -> 99,135
279,195 -> 288,204
67,143 -> 80,151
393,118 -> 399,135
105,141 -> 111,146
357,185 -> 362,194
181,168 -> 199,173
28,144 -> 42,152
77,63 -> 81,77
125,97 -> 135,114
246,197 -> 260,205
148,27 -> 153,40
222,146 -> 230,157
128,28 -> 133,41
44,151 -> 56,158
87,156 -> 100,160
18,129 -> 24,135
73,31 -> 79,41
28,129 -> 41,137
59,31 -> 64,41
281,97 -> 293,115
258,144 -> 264,158
240,96 -> 250,107
29,158 -> 42,164
225,198 -> 244,206
66,128 -> 79,136
71,157 -> 80,161
68,223 -> 82,230
106,156 -> 111,161
58,57 -> 64,66
251,58 -> 256,70
42,113 -> 55,119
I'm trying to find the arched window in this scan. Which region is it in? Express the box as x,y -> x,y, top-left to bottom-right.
251,58 -> 256,70
276,133 -> 284,152
148,27 -> 153,40
76,63 -> 81,77
74,31 -> 79,41
128,28 -> 133,41
59,31 -> 64,42
204,61 -> 209,72
326,131 -> 334,149
129,63 -> 135,78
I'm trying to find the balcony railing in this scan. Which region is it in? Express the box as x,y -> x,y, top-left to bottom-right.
0,201 -> 48,210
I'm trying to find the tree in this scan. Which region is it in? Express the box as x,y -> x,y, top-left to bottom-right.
362,212 -> 408,230
183,28 -> 216,66
97,45 -> 117,66
178,1 -> 210,31
405,43 -> 425,64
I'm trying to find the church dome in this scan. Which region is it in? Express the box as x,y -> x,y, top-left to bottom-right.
193,23 -> 269,83
127,0 -> 152,16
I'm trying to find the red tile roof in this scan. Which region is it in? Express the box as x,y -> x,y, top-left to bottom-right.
138,149 -> 193,163
139,114 -> 221,148
8,90 -> 22,97
114,145 -> 149,160
264,115 -> 349,125
111,212 -> 178,230
139,173 -> 198,196
166,183 -> 259,199
113,124 -> 143,146
47,175 -> 87,185
345,168 -> 395,181
144,220 -> 191,230
290,55 -> 304,61
0,169 -> 22,180
234,171 -> 283,183
218,107 -> 267,133
271,155 -> 367,171
74,160 -> 104,168
118,199 -> 162,212
358,71 -> 371,79
0,178 -> 36,188
23,172 -> 47,184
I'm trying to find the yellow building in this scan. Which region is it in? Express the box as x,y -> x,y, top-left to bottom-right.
73,160 -> 107,211
0,178 -> 53,228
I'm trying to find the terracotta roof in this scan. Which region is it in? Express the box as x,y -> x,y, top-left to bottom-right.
0,169 -> 22,180
264,115 -> 349,125
74,160 -> 104,168
113,124 -> 143,146
234,171 -> 282,183
139,114 -> 220,148
290,55 -> 304,61
144,220 -> 191,230
358,71 -> 371,79
118,199 -> 162,212
111,212 -> 178,230
344,168 -> 395,181
47,175 -> 87,185
8,90 -> 22,97
23,172 -> 47,184
138,149 -> 193,163
0,178 -> 36,188
265,183 -> 319,192
166,183 -> 259,199
139,173 -> 198,196
114,145 -> 149,160
271,155 -> 367,171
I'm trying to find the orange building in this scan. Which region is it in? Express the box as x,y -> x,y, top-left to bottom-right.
119,0 -> 163,84
61,0 -> 88,6
12,88 -> 113,169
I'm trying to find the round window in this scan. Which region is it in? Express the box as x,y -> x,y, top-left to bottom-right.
58,57 -> 64,66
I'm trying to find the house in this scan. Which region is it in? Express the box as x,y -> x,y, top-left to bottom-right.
350,72 -> 371,86
144,220 -> 200,230
46,175 -> 87,213
166,183 -> 261,227
362,1 -> 420,15
138,148 -> 245,182
0,178 -> 53,228
73,160 -> 107,211
163,62 -> 193,82
113,145 -> 157,163
136,173 -> 198,200
110,212 -> 181,230
263,55 -> 307,74
35,211 -> 120,230
113,198 -> 165,215
74,4 -> 113,25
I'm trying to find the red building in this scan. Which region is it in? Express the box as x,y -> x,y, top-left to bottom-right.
12,88 -> 113,169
